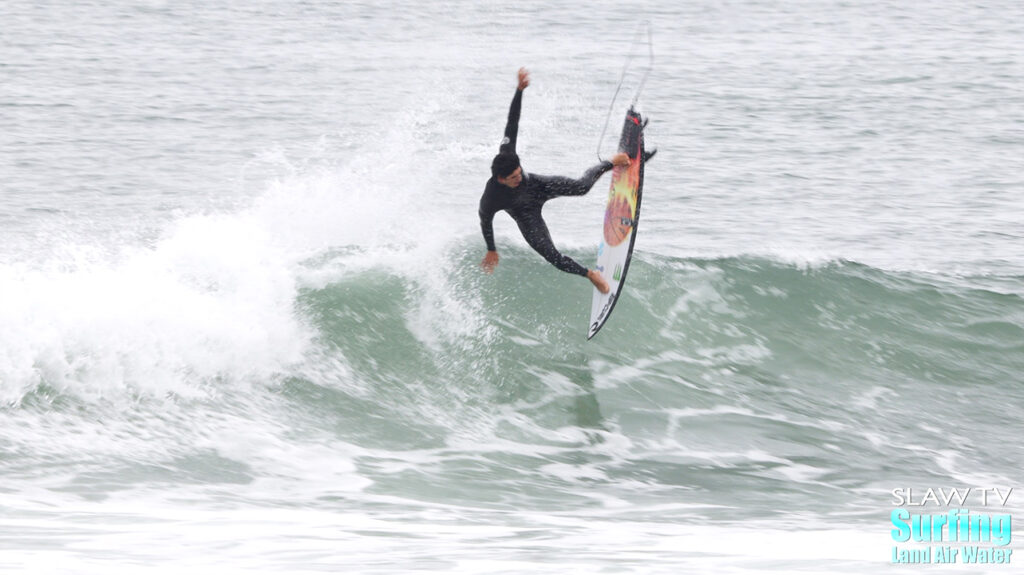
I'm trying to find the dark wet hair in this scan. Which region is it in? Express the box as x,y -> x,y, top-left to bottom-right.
491,152 -> 520,179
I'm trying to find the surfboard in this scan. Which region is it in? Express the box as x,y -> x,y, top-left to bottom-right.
588,107 -> 647,340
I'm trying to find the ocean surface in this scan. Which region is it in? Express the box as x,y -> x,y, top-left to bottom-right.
2,1 -> 1023,573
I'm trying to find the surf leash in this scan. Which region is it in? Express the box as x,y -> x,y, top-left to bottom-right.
597,21 -> 654,163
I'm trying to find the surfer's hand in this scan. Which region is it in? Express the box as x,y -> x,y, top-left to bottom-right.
517,68 -> 530,91
611,153 -> 630,167
481,250 -> 500,273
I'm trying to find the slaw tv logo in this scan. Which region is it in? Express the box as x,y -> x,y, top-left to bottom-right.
890,487 -> 1015,565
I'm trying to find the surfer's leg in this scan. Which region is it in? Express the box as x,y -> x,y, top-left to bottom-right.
517,216 -> 589,277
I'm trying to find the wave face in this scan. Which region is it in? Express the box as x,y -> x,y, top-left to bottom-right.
5,205 -> 1024,573
3,231 -> 1022,571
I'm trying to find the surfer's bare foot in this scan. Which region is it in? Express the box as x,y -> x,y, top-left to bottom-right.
611,153 -> 630,167
587,269 -> 610,294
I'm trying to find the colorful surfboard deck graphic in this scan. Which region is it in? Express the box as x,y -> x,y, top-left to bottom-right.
588,107 -> 646,340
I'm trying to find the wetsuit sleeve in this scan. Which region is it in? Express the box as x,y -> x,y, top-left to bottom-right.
535,161 -> 614,199
577,161 -> 615,193
479,197 -> 498,252
499,89 -> 523,153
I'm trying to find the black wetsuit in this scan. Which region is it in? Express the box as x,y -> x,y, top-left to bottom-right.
479,88 -> 613,277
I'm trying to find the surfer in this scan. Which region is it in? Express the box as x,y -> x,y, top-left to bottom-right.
479,68 -> 631,294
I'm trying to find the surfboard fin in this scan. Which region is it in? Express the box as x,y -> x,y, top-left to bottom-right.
643,148 -> 657,163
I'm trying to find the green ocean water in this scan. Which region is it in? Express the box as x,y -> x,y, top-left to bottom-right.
4,249 -> 1022,572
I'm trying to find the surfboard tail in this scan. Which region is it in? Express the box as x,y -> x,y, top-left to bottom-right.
620,107 -> 645,159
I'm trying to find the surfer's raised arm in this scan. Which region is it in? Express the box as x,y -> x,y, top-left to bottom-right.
499,68 -> 529,154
